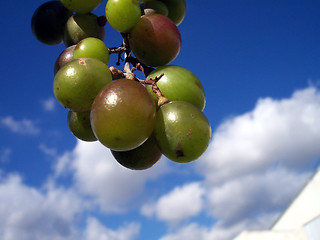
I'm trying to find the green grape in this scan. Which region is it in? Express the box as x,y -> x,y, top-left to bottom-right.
60,0 -> 103,13
159,0 -> 186,26
63,13 -> 105,47
105,0 -> 141,33
90,79 -> 156,151
67,110 -> 97,141
111,134 -> 162,170
73,37 -> 109,65
146,65 -> 206,110
53,58 -> 112,111
142,1 -> 168,16
54,45 -> 76,75
31,1 -> 72,45
154,101 -> 211,163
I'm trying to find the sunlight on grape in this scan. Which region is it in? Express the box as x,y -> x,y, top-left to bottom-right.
105,92 -> 118,106
66,67 -> 76,77
168,112 -> 177,121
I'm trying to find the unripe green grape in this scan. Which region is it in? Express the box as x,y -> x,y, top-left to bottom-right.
73,37 -> 109,65
111,134 -> 162,170
90,79 -> 156,151
146,65 -> 206,111
105,0 -> 141,33
67,110 -> 97,141
159,0 -> 186,26
31,1 -> 72,45
60,0 -> 103,13
53,58 -> 112,111
63,13 -> 105,47
154,101 -> 211,163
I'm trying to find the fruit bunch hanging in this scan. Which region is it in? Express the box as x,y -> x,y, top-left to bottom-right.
31,0 -> 212,170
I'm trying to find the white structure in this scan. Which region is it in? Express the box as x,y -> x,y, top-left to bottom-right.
234,167 -> 320,240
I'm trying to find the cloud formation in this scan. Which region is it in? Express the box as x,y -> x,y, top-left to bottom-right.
0,116 -> 40,135
0,174 -> 84,240
199,86 -> 320,185
41,97 -> 56,112
55,140 -> 170,213
0,85 -> 319,240
141,182 -> 205,225
157,85 -> 320,239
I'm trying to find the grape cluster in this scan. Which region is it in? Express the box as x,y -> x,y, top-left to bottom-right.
31,0 -> 211,170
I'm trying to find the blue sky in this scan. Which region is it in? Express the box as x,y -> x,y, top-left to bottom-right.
1,0 -> 320,239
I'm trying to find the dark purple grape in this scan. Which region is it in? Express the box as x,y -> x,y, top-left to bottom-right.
54,45 -> 76,75
111,134 -> 162,170
31,1 -> 72,45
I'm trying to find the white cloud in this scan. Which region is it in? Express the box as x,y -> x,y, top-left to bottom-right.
39,143 -> 58,157
0,173 -> 85,240
41,97 -> 56,112
141,182 -> 205,225
0,116 -> 40,135
84,217 -> 140,240
156,85 -> 320,240
198,86 -> 320,185
159,213 -> 281,240
207,168 -> 310,223
0,173 -> 141,240
55,140 -> 170,213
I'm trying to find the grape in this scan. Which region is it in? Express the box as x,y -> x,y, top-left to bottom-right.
54,45 -> 76,75
105,0 -> 141,33
31,0 -> 212,169
60,0 -> 103,14
142,1 -> 169,16
111,134 -> 162,170
63,13 -> 105,47
67,110 -> 97,142
146,65 -> 206,111
31,1 -> 72,45
73,37 -> 109,65
159,0 -> 186,26
53,58 -> 112,111
154,101 -> 211,163
128,14 -> 181,67
90,79 -> 156,151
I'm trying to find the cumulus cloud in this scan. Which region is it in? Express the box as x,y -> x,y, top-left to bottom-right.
159,213 -> 279,240
207,167 -> 310,223
41,97 -> 56,112
55,140 -> 170,213
1,85 -> 319,240
0,173 -> 85,240
0,172 -> 144,240
141,182 -> 205,225
158,85 -> 320,240
0,116 -> 40,135
198,86 -> 320,185
84,217 -> 140,240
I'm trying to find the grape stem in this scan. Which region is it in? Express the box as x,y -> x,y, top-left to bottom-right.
107,31 -> 169,107
140,74 -> 169,107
